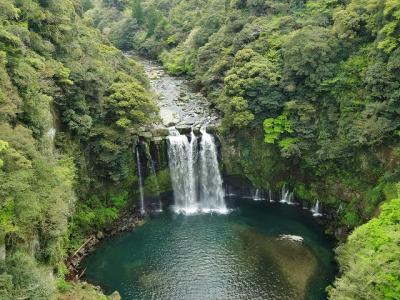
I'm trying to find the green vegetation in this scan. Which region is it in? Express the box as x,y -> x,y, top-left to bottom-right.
93,0 -> 400,228
89,0 -> 400,225
0,0 -> 157,298
0,0 -> 399,298
88,0 -> 400,298
328,188 -> 400,299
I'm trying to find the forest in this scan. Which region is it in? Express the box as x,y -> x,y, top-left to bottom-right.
0,0 -> 399,299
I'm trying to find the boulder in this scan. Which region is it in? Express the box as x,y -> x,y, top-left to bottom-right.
166,121 -> 176,127
175,125 -> 192,134
108,291 -> 121,300
139,131 -> 153,139
152,137 -> 164,144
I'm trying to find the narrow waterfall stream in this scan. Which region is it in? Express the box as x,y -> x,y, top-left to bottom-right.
253,189 -> 264,201
167,127 -> 227,214
136,147 -> 145,214
280,184 -> 294,205
311,200 -> 322,217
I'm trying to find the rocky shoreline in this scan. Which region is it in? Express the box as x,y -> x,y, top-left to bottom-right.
65,204 -> 161,298
66,207 -> 143,280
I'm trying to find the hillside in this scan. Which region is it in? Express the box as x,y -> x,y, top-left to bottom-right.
0,0 -> 399,299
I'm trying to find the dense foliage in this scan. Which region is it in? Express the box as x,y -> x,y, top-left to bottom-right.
90,0 -> 400,226
0,0 -> 157,298
328,190 -> 400,299
0,0 -> 399,298
88,0 -> 400,298
93,0 -> 397,213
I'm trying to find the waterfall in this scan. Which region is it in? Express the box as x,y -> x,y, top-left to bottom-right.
167,128 -> 198,214
136,147 -> 145,214
311,200 -> 322,217
253,189 -> 264,201
47,127 -> 56,143
167,127 -> 227,214
269,190 -> 274,202
46,127 -> 56,153
280,184 -> 294,205
189,129 -> 198,204
199,127 -> 227,213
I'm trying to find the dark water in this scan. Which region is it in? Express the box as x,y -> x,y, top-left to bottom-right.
82,197 -> 336,300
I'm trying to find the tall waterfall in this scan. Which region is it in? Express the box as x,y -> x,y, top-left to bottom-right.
167,128 -> 198,214
167,127 -> 227,214
136,147 -> 145,214
199,127 -> 227,213
269,190 -> 274,202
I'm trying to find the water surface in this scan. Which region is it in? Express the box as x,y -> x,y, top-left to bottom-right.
83,197 -> 336,299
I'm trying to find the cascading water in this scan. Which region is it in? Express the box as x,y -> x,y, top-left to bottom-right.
45,127 -> 56,154
311,200 -> 322,217
166,127 -> 227,214
47,127 -> 56,143
189,129 -> 198,204
280,184 -> 294,205
199,127 -> 227,213
136,147 -> 145,214
253,189 -> 264,201
167,128 -> 198,214
269,190 -> 274,202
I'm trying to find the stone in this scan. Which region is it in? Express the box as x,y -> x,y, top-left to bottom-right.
108,291 -> 122,300
152,137 -> 164,143
182,116 -> 196,125
139,131 -> 153,139
206,124 -> 219,134
96,231 -> 104,239
166,121 -> 176,127
175,124 -> 192,133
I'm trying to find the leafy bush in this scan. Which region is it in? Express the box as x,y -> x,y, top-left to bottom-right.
329,192 -> 400,299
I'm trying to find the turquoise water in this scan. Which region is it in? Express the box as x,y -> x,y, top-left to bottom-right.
82,197 -> 336,299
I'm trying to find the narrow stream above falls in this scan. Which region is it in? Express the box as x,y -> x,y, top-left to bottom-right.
142,58 -> 220,128
82,58 -> 336,300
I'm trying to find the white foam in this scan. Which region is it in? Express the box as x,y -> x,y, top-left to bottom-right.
172,205 -> 231,216
278,234 -> 304,242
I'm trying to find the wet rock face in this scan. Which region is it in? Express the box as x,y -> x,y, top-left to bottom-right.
142,59 -> 220,132
0,243 -> 5,261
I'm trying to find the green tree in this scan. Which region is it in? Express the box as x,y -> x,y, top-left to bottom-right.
132,0 -> 144,25
329,192 -> 400,299
104,72 -> 157,128
263,115 -> 293,144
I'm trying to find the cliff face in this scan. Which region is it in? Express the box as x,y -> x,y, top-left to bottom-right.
219,128 -> 400,234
